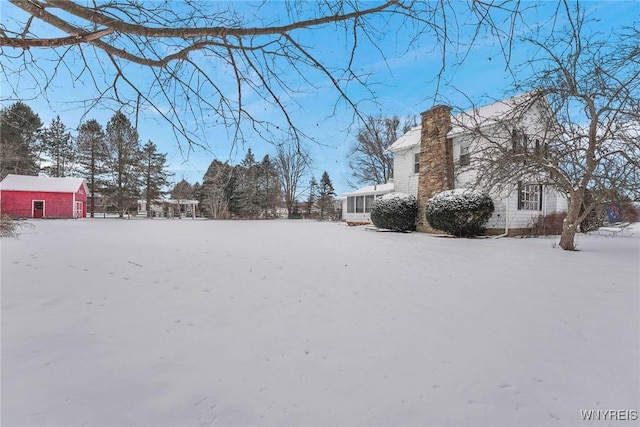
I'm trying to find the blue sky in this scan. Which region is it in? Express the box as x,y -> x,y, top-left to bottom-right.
1,1 -> 637,196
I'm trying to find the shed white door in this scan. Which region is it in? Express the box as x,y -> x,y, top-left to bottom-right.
75,201 -> 83,218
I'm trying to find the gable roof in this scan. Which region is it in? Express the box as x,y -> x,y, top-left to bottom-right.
386,126 -> 422,152
0,174 -> 87,193
448,92 -> 534,137
387,93 -> 535,153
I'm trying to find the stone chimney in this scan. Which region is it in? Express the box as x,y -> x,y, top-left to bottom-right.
416,105 -> 454,232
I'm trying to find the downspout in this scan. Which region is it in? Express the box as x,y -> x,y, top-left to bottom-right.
493,192 -> 509,239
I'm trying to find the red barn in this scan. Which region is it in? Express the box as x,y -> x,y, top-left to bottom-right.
0,174 -> 88,219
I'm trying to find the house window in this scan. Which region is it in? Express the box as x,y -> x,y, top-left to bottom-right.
518,182 -> 543,211
459,144 -> 470,167
512,129 -> 528,153
365,195 -> 374,213
347,197 -> 355,213
347,194 -> 383,214
414,152 -> 420,173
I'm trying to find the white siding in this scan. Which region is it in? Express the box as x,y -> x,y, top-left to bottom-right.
498,184 -> 568,230
392,148 -> 419,196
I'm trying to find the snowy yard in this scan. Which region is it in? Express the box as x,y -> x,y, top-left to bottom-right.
2,219 -> 638,427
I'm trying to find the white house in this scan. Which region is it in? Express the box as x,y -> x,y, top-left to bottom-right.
137,198 -> 199,218
391,94 -> 567,234
344,93 -> 568,234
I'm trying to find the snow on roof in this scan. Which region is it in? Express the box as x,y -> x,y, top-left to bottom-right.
0,174 -> 87,193
387,93 -> 534,152
342,182 -> 394,196
448,92 -> 533,137
385,126 -> 422,153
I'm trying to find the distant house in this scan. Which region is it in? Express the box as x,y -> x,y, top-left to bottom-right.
389,94 -> 567,234
0,174 -> 88,219
342,182 -> 394,224
344,94 -> 568,233
137,198 -> 199,218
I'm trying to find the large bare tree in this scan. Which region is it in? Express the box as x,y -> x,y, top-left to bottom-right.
1,1 -> 526,150
274,142 -> 310,217
349,115 -> 414,186
459,2 -> 640,251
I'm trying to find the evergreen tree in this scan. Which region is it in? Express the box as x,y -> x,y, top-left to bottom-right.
141,140 -> 172,218
104,111 -> 141,217
41,115 -> 74,177
200,160 -> 237,219
237,149 -> 261,217
306,176 -> 317,217
0,102 -> 42,178
77,119 -> 108,217
289,202 -> 303,219
257,154 -> 280,217
171,179 -> 195,201
317,171 -> 336,219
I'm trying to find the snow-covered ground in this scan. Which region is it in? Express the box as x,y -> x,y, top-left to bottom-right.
2,219 -> 638,427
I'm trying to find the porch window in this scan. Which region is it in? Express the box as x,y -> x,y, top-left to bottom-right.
365,195 -> 374,213
517,181 -> 543,211
347,197 -> 355,213
347,194 -> 381,214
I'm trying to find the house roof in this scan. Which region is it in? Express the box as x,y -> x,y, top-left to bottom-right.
448,92 -> 533,137
386,126 -> 422,152
387,93 -> 534,152
343,182 -> 394,197
0,174 -> 87,193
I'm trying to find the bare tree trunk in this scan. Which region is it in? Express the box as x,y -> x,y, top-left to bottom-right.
559,197 -> 581,250
559,224 -> 577,250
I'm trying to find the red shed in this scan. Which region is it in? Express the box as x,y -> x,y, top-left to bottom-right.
0,174 -> 88,219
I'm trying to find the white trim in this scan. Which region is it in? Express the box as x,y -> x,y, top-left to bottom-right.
75,201 -> 84,219
32,199 -> 45,218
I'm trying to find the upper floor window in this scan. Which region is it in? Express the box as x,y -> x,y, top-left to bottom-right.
414,152 -> 420,173
512,129 -> 528,153
459,144 -> 470,167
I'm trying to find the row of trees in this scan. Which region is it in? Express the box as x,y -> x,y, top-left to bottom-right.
1,101 -> 340,220
177,148 -> 336,220
1,102 -> 171,217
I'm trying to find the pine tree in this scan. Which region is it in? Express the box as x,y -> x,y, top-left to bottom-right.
317,171 -> 336,219
258,154 -> 280,217
77,119 -> 108,217
141,140 -> 172,218
42,115 -> 74,177
306,176 -> 317,217
0,102 -> 42,178
200,160 -> 236,219
237,149 -> 261,217
104,111 -> 141,217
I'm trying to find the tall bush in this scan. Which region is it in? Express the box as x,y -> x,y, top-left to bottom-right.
426,189 -> 494,237
370,193 -> 418,231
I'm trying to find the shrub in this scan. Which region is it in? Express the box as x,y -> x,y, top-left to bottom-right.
370,193 -> 418,231
529,211 -> 566,236
426,189 -> 494,237
0,214 -> 31,238
621,202 -> 640,222
288,204 -> 302,219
